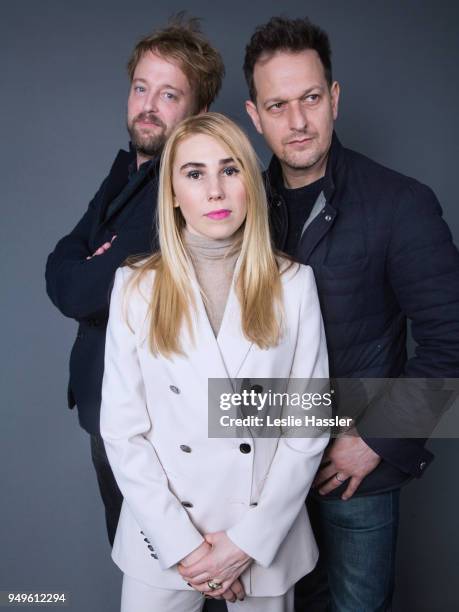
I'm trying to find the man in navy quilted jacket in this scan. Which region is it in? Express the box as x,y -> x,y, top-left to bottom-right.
244,16 -> 459,612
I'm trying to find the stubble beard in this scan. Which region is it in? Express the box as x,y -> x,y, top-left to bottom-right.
127,112 -> 168,158
281,138 -> 324,172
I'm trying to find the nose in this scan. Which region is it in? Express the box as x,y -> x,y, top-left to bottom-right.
207,175 -> 225,202
287,101 -> 308,132
142,91 -> 159,114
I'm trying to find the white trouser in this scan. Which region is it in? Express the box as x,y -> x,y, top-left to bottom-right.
121,574 -> 294,612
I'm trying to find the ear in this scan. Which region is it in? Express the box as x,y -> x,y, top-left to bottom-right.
245,99 -> 263,135
330,81 -> 340,121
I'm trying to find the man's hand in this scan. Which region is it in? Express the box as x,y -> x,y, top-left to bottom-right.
312,428 -> 381,500
86,235 -> 117,259
178,531 -> 252,599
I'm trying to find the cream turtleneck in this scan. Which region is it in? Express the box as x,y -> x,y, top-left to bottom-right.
182,227 -> 242,337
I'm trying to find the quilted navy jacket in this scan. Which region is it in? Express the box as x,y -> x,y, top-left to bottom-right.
265,132 -> 459,496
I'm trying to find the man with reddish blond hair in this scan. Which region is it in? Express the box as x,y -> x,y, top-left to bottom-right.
46,15 -> 224,557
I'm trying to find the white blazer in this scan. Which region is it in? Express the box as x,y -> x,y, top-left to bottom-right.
100,259 -> 329,597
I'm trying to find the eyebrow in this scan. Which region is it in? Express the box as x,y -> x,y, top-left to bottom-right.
264,85 -> 325,107
180,157 -> 235,171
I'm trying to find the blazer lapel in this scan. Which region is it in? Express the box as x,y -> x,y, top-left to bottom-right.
188,256 -> 253,383
216,274 -> 253,381
89,150 -> 133,246
102,160 -> 152,225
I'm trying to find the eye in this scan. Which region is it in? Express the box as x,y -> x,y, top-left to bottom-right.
222,166 -> 240,176
304,94 -> 320,103
186,170 -> 202,180
268,102 -> 284,112
163,92 -> 177,101
134,85 -> 146,93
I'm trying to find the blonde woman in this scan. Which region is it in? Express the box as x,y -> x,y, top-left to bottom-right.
100,113 -> 329,612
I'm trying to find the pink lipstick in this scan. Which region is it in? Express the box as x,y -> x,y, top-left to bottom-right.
205,209 -> 231,220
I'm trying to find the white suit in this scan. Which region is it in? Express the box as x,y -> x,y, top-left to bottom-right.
100,260 -> 329,597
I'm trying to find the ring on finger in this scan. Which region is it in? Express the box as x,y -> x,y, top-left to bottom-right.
207,580 -> 222,591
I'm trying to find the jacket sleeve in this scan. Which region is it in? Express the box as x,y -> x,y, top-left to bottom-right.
100,267 -> 205,570
358,181 -> 459,475
45,150 -> 155,321
45,183 -> 100,316
226,266 -> 330,567
45,209 -> 154,320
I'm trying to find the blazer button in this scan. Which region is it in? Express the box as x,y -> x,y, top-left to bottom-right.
143,537 -> 150,543
419,461 -> 427,470
151,553 -> 158,559
170,385 -> 180,394
251,384 -> 263,394
181,501 -> 193,508
324,214 -> 332,222
180,444 -> 192,453
250,502 -> 258,507
239,443 -> 251,454
147,545 -> 155,551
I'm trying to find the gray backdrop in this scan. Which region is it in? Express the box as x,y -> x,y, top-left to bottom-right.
1,1 -> 458,610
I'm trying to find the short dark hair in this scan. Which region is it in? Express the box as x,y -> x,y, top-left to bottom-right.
127,13 -> 225,111
243,16 -> 332,102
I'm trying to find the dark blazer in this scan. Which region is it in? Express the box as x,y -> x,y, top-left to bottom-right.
46,148 -> 159,434
265,132 -> 459,496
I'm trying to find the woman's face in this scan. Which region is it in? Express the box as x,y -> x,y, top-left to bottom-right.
172,133 -> 247,240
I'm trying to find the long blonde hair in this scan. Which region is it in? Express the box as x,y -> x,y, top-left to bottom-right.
127,112 -> 286,357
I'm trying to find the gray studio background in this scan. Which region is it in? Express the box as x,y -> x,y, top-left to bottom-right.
1,1 -> 458,610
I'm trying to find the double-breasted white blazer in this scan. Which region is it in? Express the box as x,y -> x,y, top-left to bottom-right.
100,259 -> 329,597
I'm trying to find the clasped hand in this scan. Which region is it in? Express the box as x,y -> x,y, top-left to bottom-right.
179,532 -> 252,603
